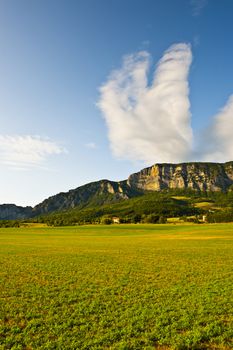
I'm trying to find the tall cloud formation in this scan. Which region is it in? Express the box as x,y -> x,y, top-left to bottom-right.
0,135 -> 66,170
98,43 -> 233,165
201,95 -> 233,162
98,43 -> 193,164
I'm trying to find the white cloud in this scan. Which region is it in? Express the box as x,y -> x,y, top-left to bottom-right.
0,135 -> 66,170
201,96 -> 233,162
99,43 -> 233,164
98,43 -> 193,164
190,0 -> 208,17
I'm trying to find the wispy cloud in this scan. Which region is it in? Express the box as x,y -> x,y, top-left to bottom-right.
98,43 -> 193,164
0,135 -> 66,170
85,142 -> 97,149
193,35 -> 200,47
190,0 -> 208,17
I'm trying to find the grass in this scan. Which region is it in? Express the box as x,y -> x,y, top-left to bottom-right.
0,224 -> 233,349
194,202 -> 215,209
171,196 -> 190,200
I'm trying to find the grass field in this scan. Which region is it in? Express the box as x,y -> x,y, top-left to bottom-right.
0,224 -> 233,349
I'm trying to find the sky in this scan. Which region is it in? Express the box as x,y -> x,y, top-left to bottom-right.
0,0 -> 233,206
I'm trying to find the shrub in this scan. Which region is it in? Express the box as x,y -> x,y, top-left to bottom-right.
101,217 -> 112,225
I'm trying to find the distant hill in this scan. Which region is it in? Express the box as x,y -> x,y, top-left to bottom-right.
1,161 -> 233,220
32,179 -> 141,216
0,204 -> 33,220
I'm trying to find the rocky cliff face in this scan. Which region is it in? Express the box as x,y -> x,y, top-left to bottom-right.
127,162 -> 233,192
32,179 -> 138,216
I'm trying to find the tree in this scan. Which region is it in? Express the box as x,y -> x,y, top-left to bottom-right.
101,217 -> 112,225
158,216 -> 167,224
132,214 -> 142,224
144,214 -> 160,223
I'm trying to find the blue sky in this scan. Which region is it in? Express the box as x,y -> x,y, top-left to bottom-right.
0,0 -> 233,206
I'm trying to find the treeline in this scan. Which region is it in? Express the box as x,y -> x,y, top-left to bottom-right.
41,214 -> 168,226
0,220 -> 20,228
34,192 -> 201,226
207,210 -> 233,223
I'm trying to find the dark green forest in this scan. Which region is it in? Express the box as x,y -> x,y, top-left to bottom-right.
31,189 -> 233,226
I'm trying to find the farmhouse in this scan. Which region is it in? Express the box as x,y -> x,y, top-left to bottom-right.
112,217 -> 120,224
202,215 -> 207,222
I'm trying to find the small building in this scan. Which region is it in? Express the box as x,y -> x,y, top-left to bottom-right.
112,217 -> 120,224
202,215 -> 207,222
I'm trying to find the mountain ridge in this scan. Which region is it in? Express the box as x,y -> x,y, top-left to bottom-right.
1,161 -> 233,220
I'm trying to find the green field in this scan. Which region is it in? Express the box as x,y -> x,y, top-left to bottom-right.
0,224 -> 233,349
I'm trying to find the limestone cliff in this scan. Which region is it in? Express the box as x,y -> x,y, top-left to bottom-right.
127,162 -> 233,192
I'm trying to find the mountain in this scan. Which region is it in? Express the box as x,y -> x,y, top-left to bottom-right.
0,204 -> 33,220
128,162 -> 233,192
32,179 -> 140,216
1,161 -> 233,220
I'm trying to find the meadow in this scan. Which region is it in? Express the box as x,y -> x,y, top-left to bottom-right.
0,224 -> 232,349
